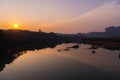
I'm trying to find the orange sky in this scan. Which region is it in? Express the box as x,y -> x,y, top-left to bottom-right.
0,0 -> 120,33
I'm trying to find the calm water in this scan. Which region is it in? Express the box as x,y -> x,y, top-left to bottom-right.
0,44 -> 120,80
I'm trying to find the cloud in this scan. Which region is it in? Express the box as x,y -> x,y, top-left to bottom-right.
43,0 -> 120,33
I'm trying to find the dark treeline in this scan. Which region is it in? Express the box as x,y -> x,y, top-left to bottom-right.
0,29 -> 82,53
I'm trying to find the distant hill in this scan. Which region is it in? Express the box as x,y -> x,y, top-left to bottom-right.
84,26 -> 120,38
42,26 -> 120,39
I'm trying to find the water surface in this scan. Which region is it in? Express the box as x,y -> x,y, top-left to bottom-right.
0,44 -> 120,80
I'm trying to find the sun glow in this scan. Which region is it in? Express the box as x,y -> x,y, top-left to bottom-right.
14,24 -> 19,29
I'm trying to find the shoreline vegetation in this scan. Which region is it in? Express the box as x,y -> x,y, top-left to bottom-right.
82,38 -> 120,50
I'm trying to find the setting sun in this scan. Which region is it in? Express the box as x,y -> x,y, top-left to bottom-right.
14,24 -> 19,29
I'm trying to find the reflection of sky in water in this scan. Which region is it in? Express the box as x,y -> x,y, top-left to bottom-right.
0,44 -> 120,80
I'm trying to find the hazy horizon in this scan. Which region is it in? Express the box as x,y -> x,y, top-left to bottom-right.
1,0 -> 120,33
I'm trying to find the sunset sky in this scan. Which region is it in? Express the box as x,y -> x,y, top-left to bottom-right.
0,0 -> 120,33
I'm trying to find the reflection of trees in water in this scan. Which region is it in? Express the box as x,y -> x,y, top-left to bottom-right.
0,43 -> 60,72
0,51 -> 26,71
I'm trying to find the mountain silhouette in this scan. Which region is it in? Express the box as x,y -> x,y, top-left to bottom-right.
84,26 -> 120,38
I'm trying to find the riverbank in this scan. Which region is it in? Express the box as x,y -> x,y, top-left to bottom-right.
82,38 -> 120,50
